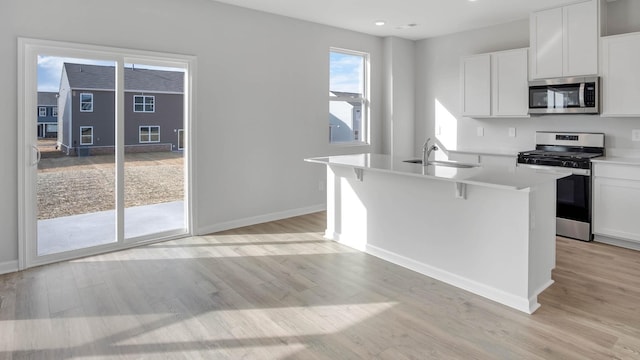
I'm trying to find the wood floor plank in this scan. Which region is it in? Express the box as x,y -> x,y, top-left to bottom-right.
1,212 -> 639,359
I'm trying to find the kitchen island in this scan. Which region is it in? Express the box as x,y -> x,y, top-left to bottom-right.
306,153 -> 569,314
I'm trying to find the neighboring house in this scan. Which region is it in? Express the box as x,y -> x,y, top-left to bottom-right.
329,91 -> 362,142
58,63 -> 184,155
37,92 -> 58,139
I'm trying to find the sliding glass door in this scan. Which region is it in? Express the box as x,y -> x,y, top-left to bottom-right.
19,39 -> 194,268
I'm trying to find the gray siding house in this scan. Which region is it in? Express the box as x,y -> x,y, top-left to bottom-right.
58,63 -> 184,155
37,92 -> 58,138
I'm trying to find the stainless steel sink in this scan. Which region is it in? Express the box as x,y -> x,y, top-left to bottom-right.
403,159 -> 478,168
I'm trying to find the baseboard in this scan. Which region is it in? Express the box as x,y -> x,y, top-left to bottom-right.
197,204 -> 326,235
324,230 -> 338,241
0,260 -> 19,275
594,235 -> 640,251
366,244 -> 536,314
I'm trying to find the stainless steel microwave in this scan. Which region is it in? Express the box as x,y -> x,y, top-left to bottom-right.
528,76 -> 599,114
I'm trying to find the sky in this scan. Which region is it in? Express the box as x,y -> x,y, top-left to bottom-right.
330,51 -> 364,94
37,55 -> 185,92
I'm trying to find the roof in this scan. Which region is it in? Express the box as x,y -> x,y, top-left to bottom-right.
38,92 -> 58,106
63,63 -> 184,93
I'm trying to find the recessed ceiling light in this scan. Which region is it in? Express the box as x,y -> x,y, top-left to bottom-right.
395,23 -> 418,30
374,20 -> 386,26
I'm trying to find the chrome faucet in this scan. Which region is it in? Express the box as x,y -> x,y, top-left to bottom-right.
422,138 -> 438,165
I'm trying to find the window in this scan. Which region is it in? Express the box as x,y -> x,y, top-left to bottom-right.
177,129 -> 184,150
80,93 -> 93,112
38,106 -> 47,117
80,126 -> 93,145
139,126 -> 160,143
52,106 -> 58,117
134,95 -> 155,113
329,49 -> 368,143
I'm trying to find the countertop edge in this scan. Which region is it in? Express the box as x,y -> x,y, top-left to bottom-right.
305,156 -> 567,191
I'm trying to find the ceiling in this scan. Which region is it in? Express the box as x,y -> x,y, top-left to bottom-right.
212,0 -> 581,40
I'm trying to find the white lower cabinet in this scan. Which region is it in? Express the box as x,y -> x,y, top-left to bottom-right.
593,163 -> 640,244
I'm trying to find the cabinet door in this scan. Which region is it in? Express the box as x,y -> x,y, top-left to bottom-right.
601,33 -> 640,116
492,49 -> 528,117
593,176 -> 640,243
530,7 -> 563,79
563,0 -> 598,76
460,54 -> 491,117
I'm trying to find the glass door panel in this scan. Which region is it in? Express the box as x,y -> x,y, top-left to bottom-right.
123,63 -> 186,240
36,56 -> 117,256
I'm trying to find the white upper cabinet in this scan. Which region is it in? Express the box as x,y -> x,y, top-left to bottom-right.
530,7 -> 563,79
460,53 -> 491,117
492,49 -> 529,117
530,0 -> 598,79
461,48 -> 528,118
600,32 -> 640,116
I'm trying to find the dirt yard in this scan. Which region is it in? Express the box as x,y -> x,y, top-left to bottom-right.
37,140 -> 184,220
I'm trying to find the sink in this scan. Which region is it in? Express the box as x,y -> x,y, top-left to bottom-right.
403,159 -> 478,168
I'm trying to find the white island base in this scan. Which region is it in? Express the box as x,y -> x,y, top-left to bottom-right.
312,154 -> 563,314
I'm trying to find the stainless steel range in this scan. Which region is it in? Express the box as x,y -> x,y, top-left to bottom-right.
517,132 -> 605,241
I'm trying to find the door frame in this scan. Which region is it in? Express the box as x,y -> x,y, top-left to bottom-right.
18,38 -> 197,269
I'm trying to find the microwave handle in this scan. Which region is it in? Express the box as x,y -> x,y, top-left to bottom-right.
579,83 -> 585,108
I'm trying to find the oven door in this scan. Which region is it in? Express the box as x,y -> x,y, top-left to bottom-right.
517,164 -> 592,241
556,173 -> 592,241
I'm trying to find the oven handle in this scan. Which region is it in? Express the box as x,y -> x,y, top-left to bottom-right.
516,163 -> 590,176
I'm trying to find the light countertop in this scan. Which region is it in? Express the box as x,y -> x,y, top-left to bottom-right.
306,153 -> 569,191
592,157 -> 640,166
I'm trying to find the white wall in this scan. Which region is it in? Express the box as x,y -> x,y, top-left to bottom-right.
0,0 -> 383,266
382,37 -> 416,158
416,14 -> 640,159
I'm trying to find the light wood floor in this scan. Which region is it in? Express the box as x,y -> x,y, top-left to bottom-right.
1,212 -> 639,359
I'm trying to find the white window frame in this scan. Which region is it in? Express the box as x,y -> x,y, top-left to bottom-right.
133,95 -> 155,113
79,126 -> 93,145
80,93 -> 93,112
38,106 -> 46,117
52,106 -> 58,117
329,48 -> 370,145
139,125 -> 160,143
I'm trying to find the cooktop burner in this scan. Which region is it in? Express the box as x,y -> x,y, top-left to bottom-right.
517,132 -> 605,169
519,150 -> 602,160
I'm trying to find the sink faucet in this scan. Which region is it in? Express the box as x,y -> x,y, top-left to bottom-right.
422,138 -> 438,165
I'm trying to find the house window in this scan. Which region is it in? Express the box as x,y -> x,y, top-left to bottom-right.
38,107 -> 47,117
80,126 -> 93,145
139,126 -> 160,143
177,129 -> 184,150
134,95 -> 155,113
52,107 -> 58,117
329,48 -> 368,144
80,93 -> 93,112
